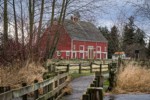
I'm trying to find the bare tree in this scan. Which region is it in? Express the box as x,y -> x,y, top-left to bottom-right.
12,0 -> 18,45
36,0 -> 45,56
3,0 -> 8,50
48,0 -> 67,59
20,0 -> 25,60
28,0 -> 35,59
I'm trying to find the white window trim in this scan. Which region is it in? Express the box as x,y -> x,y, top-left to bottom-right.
80,45 -> 84,51
79,52 -> 84,59
96,46 -> 101,53
72,51 -> 77,59
96,53 -> 101,59
57,51 -> 61,56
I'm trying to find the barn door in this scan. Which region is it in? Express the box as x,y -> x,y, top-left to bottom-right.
88,46 -> 94,59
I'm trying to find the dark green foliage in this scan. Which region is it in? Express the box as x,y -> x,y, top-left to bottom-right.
134,28 -> 145,45
99,26 -> 109,39
109,25 -> 120,57
122,16 -> 135,50
99,26 -> 120,58
122,16 -> 146,58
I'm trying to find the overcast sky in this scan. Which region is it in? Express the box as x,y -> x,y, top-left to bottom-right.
94,0 -> 150,39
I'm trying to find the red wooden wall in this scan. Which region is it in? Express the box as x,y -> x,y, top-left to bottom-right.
39,24 -> 108,59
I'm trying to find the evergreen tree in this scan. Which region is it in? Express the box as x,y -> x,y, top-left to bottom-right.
99,26 -> 119,58
122,16 -> 147,58
122,16 -> 135,52
99,26 -> 109,39
109,25 -> 119,57
147,39 -> 150,58
134,28 -> 145,45
110,25 -> 119,51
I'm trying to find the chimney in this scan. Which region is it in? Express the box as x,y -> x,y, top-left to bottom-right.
71,16 -> 74,22
71,16 -> 78,23
74,17 -> 78,22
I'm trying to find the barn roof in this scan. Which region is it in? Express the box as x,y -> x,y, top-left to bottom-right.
64,20 -> 107,42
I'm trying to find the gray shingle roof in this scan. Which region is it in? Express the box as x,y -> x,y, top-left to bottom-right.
64,20 -> 107,42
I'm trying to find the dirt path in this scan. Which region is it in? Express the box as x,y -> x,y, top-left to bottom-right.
61,75 -> 95,100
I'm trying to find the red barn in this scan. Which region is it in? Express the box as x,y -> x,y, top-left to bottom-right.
40,17 -> 108,59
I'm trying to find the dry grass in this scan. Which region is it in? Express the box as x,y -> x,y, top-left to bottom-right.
114,62 -> 150,93
62,85 -> 73,95
0,61 -> 46,89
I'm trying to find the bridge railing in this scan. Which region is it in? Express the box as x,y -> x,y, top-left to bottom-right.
82,62 -> 117,100
0,72 -> 69,100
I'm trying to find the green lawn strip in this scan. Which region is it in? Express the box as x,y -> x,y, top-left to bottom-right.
69,72 -> 94,80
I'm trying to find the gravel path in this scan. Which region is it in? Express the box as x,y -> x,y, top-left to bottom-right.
61,75 -> 95,100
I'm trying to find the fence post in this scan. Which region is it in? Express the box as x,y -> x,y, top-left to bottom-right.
100,64 -> 102,75
22,83 -> 27,100
82,94 -> 89,100
53,63 -> 56,72
95,72 -> 100,87
90,62 -> 92,73
79,63 -> 81,74
66,64 -> 70,72
34,80 -> 39,99
108,63 -> 115,91
48,64 -> 52,73
99,89 -> 103,100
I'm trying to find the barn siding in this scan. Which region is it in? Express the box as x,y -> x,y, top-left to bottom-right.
72,40 -> 107,59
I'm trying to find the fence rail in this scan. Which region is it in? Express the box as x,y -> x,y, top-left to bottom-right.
0,72 -> 68,100
48,62 -> 113,74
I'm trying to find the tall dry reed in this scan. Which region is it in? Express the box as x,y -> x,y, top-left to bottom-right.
115,62 -> 150,93
0,61 -> 46,89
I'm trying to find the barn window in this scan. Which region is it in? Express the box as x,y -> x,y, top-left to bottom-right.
66,51 -> 70,56
80,53 -> 84,59
97,53 -> 100,59
57,51 -> 61,56
80,45 -> 84,51
72,52 -> 76,58
97,46 -> 101,51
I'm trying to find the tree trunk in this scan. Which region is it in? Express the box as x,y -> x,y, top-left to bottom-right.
36,0 -> 45,57
20,0 -> 25,60
3,0 -> 8,50
28,0 -> 35,59
49,0 -> 66,59
44,0 -> 56,60
13,0 -> 18,46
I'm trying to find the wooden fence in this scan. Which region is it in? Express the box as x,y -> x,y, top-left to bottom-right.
0,72 -> 68,100
48,62 -> 111,74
